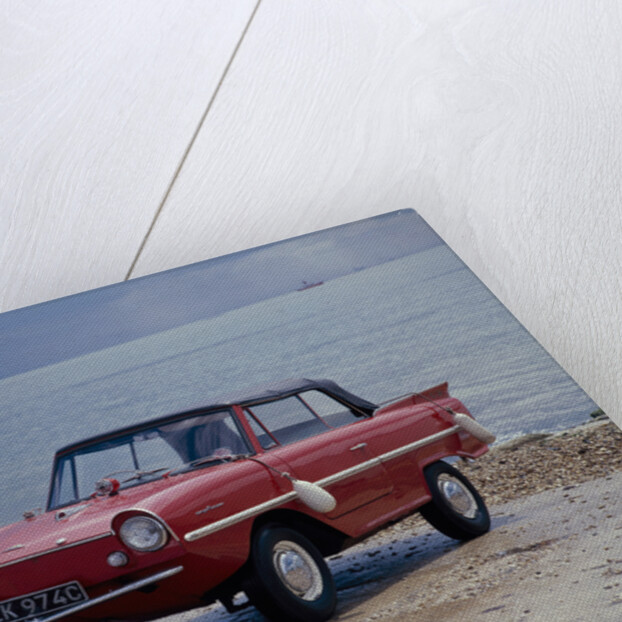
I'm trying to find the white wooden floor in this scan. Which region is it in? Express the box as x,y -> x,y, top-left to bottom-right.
1,1 -> 620,422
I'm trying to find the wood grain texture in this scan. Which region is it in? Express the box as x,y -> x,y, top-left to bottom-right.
0,0 -> 256,311
132,0 -> 621,422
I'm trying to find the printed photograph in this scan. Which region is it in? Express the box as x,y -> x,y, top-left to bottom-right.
0,210 -> 613,622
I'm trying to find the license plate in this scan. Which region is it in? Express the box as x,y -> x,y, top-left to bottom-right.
0,581 -> 87,621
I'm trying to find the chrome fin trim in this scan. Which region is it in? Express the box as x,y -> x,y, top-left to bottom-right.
33,566 -> 184,622
184,425 -> 462,542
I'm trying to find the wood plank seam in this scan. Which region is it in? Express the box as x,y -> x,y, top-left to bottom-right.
124,0 -> 264,281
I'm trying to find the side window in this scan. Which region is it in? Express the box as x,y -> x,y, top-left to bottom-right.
300,391 -> 361,427
248,397 -> 330,445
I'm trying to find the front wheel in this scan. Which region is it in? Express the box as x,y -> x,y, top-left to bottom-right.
244,525 -> 337,622
419,461 -> 490,540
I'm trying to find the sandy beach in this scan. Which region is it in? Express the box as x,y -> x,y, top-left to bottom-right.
160,415 -> 622,622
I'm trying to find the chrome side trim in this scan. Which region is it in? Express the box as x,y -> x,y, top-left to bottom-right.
0,533 -> 112,570
184,492 -> 297,542
184,425 -> 461,542
315,426 -> 461,488
33,565 -> 184,622
111,507 -> 181,542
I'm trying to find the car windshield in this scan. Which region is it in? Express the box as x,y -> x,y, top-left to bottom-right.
48,409 -> 249,509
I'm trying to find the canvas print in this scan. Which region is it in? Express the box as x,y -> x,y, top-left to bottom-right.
0,210 -> 614,622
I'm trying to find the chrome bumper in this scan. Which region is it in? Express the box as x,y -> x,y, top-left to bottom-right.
36,565 -> 184,622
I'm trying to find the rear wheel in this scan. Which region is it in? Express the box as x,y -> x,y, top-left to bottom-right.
419,461 -> 490,540
244,525 -> 337,622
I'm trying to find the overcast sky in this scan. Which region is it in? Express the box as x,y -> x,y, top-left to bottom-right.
0,210 -> 442,378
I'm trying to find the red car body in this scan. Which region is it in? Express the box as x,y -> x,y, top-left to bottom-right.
0,379 -> 494,622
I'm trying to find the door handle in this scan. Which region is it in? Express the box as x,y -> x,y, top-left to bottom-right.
349,443 -> 368,451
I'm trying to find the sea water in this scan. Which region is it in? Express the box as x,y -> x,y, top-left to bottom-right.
0,245 -> 597,526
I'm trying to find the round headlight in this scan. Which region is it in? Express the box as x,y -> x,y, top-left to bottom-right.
119,516 -> 168,552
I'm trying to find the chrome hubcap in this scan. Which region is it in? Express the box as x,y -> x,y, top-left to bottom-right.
272,540 -> 323,600
438,474 -> 478,519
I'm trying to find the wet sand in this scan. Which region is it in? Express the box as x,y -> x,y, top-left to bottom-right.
332,457 -> 622,621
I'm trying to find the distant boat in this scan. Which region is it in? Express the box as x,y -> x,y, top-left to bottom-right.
296,280 -> 324,291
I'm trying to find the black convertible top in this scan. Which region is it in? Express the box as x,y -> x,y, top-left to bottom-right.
222,378 -> 377,414
55,378 -> 378,456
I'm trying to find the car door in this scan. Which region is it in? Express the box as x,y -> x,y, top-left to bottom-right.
243,393 -> 394,520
